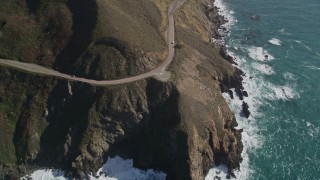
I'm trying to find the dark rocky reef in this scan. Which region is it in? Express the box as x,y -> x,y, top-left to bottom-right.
219,47 -> 238,65
205,0 -> 251,119
204,4 -> 228,40
242,102 -> 250,118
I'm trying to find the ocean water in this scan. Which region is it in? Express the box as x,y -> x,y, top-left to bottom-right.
207,0 -> 320,179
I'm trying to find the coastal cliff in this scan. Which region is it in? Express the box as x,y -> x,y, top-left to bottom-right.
0,0 -> 243,179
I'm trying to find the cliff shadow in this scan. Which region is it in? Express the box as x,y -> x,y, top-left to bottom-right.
34,81 -> 96,169
54,0 -> 98,73
106,79 -> 190,180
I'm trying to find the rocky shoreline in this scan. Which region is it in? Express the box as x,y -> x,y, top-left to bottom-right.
205,0 -> 253,176
206,0 -> 251,120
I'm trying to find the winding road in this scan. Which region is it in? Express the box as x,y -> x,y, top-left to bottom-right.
0,0 -> 186,86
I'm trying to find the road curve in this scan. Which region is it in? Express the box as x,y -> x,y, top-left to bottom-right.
0,0 -> 186,86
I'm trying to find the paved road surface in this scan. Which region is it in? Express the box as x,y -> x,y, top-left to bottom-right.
0,0 -> 186,86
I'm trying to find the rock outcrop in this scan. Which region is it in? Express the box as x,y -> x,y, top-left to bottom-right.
242,102 -> 250,118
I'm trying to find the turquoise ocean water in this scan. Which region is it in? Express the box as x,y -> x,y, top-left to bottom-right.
210,0 -> 320,179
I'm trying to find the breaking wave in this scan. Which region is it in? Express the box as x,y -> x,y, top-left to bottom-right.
248,46 -> 275,61
268,38 -> 282,46
23,156 -> 166,180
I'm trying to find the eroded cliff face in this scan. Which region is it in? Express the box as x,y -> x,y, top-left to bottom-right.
0,0 -> 243,179
1,66 -> 242,180
168,27 -> 243,180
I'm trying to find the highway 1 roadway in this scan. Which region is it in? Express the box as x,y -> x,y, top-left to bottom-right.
0,0 -> 186,86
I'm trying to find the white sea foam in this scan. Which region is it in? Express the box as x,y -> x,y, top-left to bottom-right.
91,156 -> 166,180
212,0 -> 237,45
248,46 -> 275,61
205,59 -> 267,179
207,14 -> 300,180
207,1 -> 264,179
252,63 -> 274,75
278,28 -> 292,35
206,48 -> 300,179
22,169 -> 66,180
305,121 -> 320,138
263,83 -> 300,100
295,40 -> 312,51
213,0 -> 277,177
308,126 -> 320,138
207,74 -> 265,180
208,1 -> 303,180
221,89 -> 262,179
213,0 -> 236,28
268,38 -> 282,46
306,122 -> 312,127
305,65 -> 320,70
23,156 -> 166,180
283,72 -> 296,80
205,164 -> 229,180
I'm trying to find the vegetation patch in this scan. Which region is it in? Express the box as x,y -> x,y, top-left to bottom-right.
0,67 -> 56,165
0,0 -> 72,67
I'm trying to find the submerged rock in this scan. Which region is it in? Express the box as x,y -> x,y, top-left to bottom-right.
242,102 -> 250,118
228,90 -> 234,99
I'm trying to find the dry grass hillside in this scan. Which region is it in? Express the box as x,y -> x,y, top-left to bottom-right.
95,0 -> 166,54
153,0 -> 171,32
176,0 -> 212,41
